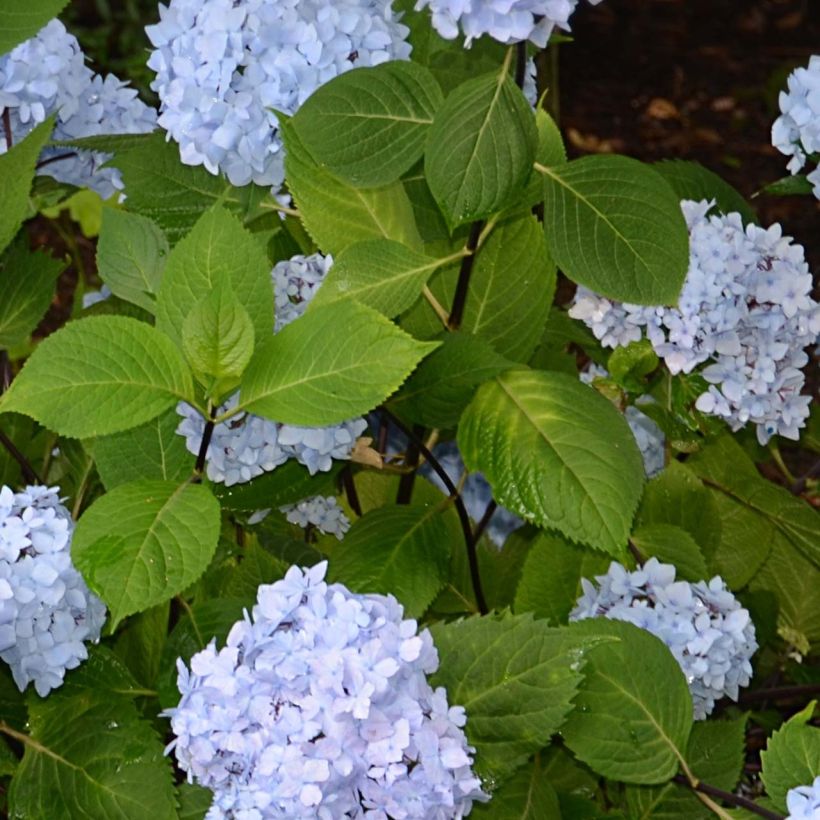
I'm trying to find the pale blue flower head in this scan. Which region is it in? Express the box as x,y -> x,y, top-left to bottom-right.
787,776 -> 820,820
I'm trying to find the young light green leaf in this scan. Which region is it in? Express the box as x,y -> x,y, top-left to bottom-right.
0,118 -> 54,254
425,65 -> 537,227
157,205 -> 273,346
291,61 -> 443,187
91,408 -> 192,490
240,301 -> 438,427
96,208 -> 168,312
1,316 -> 194,438
183,284 -> 255,381
389,332 -> 512,428
329,505 -> 451,618
0,238 -> 63,348
72,480 -> 221,627
513,532 -> 610,625
458,369 -> 644,555
471,758 -> 561,818
562,619 -> 693,784
431,614 -> 601,781
309,239 -> 449,316
0,1 -> 69,53
630,523 -> 708,582
538,154 -> 689,304
282,118 -> 422,254
761,702 -> 820,812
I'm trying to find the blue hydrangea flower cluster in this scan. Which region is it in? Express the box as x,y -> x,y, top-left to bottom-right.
570,557 -> 757,719
787,777 -> 820,819
0,20 -> 156,199
146,0 -> 412,190
166,562 -> 487,818
570,199 -> 820,445
177,253 -> 366,484
0,485 -> 106,696
415,0 -> 603,46
281,495 -> 351,540
772,56 -> 820,199
580,364 -> 666,478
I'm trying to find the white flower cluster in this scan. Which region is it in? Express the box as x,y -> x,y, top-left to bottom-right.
0,20 -> 156,199
166,562 -> 487,818
281,495 -> 351,540
787,777 -> 820,820
416,0 -> 603,46
146,0 -> 412,190
0,485 -> 106,696
580,365 -> 666,477
570,199 -> 820,445
570,557 -> 757,719
772,56 -> 820,198
421,441 -> 523,548
177,252 -> 367,484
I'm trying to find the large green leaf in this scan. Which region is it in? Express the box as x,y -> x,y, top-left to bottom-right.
282,119 -> 422,254
92,408 -> 192,490
431,614 -> 599,781
513,532 -> 610,624
291,61 -> 443,186
425,65 -> 537,227
688,436 -> 820,571
562,619 -> 693,784
761,703 -> 820,812
389,332 -> 512,428
538,155 -> 689,304
310,238 -> 449,317
156,205 -> 272,346
0,238 -> 63,348
0,1 -> 70,53
458,369 -> 644,554
113,602 -> 170,688
471,757 -> 561,818
0,118 -> 54,254
7,653 -> 175,820
96,208 -> 168,313
630,523 -> 708,582
240,301 -> 437,426
72,479 -> 221,627
1,316 -> 194,438
329,505 -> 451,617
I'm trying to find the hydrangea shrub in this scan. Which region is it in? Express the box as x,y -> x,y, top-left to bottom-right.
0,0 -> 817,818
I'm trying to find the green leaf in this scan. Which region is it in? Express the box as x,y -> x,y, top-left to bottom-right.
309,238 -> 448,317
157,598 -> 248,709
471,757 -> 561,818
630,523 -> 708,582
113,602 -> 169,688
0,238 -> 63,348
72,480 -> 221,627
156,205 -> 273,347
431,614 -> 598,781
458,369 -> 644,554
0,1 -> 70,53
761,174 -> 814,197
538,154 -> 689,304
96,208 -> 168,313
519,108 -> 567,211
1,316 -> 194,438
425,65 -> 537,227
91,408 -> 192,490
607,339 -> 659,391
282,118 -> 422,254
688,435 -> 820,571
0,118 -> 54,254
389,332 -> 512,428
291,61 -> 443,186
562,619 -> 692,784
8,658 -> 175,819
329,505 -> 451,617
222,542 -> 287,601
654,160 -> 756,225
240,301 -> 437,426
183,283 -> 255,381
177,783 -> 212,820
636,461 -> 721,565
513,532 -> 610,624
761,702 -> 820,812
